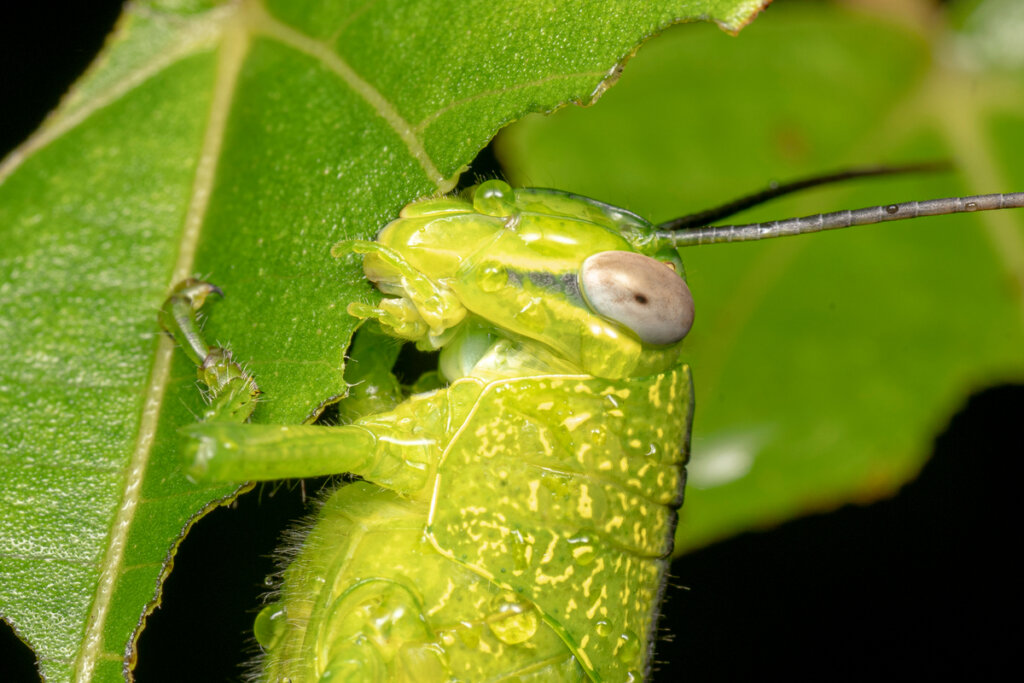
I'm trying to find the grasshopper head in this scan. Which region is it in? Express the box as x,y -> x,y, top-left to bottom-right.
368,180 -> 694,378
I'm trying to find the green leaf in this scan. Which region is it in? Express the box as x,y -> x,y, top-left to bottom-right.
495,0 -> 1024,554
0,0 -> 765,679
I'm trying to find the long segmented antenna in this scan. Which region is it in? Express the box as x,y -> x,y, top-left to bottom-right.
657,193 -> 1024,247
659,161 -> 951,230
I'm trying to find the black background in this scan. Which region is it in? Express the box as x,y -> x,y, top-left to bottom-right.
2,3 -> 1022,681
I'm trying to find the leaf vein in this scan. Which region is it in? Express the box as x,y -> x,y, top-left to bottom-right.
72,11 -> 252,681
248,1 -> 446,188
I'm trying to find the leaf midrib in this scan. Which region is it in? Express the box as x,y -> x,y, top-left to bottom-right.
70,8 -> 251,681
62,0 -> 466,674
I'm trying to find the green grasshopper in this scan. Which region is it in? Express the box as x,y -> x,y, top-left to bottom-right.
160,170 -> 1023,682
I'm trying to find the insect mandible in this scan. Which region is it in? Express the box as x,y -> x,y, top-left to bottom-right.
160,168 -> 1024,682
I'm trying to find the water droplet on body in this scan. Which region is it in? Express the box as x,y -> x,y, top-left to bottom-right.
567,534 -> 596,566
572,544 -> 596,565
510,528 -> 531,572
254,603 -> 287,649
457,623 -> 482,649
487,594 -> 539,644
474,180 -> 516,217
478,265 -> 507,292
617,630 -> 641,664
489,608 -> 538,645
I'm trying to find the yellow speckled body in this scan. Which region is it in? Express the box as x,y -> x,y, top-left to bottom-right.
429,368 -> 692,680
258,365 -> 691,682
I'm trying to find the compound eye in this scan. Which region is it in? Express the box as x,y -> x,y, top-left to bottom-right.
580,251 -> 695,345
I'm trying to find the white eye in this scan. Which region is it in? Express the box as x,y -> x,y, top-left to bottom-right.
580,251 -> 695,345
